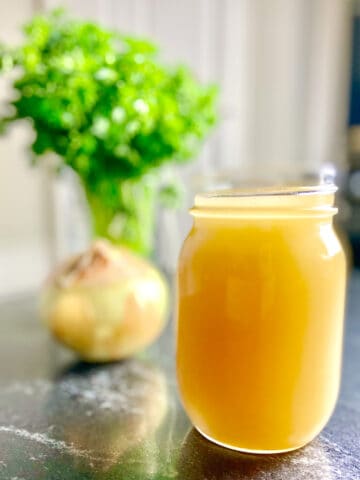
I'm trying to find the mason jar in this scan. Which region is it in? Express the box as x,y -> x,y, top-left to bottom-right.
176,185 -> 346,453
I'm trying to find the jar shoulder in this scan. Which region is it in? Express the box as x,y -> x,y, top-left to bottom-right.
178,221 -> 347,268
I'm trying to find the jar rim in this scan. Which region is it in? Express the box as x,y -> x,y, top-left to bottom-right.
196,184 -> 337,200
191,184 -> 338,218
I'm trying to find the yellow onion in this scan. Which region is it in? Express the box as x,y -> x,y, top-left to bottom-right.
40,240 -> 168,361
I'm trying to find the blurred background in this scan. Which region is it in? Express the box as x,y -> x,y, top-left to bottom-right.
0,0 -> 359,299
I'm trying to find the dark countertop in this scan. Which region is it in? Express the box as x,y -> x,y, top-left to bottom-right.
0,273 -> 359,480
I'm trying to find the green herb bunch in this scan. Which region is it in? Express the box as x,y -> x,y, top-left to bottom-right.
0,9 -> 218,255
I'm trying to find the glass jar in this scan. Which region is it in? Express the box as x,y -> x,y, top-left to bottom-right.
176,185 -> 346,453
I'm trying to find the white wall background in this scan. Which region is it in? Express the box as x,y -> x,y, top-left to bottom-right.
0,0 -> 51,298
0,0 -> 352,296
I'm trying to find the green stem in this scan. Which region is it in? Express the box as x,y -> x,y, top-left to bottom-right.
84,176 -> 157,257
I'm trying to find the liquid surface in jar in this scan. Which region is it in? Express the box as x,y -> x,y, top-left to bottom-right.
176,191 -> 346,452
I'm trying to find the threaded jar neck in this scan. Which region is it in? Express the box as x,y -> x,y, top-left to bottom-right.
190,185 -> 338,218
